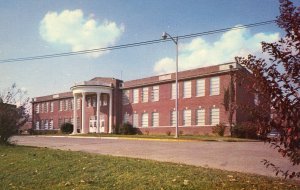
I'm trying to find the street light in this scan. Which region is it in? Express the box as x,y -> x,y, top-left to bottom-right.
162,32 -> 179,138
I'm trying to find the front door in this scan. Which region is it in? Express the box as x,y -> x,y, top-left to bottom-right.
99,115 -> 105,133
89,116 -> 97,133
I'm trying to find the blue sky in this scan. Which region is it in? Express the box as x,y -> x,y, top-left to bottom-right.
0,0 -> 285,99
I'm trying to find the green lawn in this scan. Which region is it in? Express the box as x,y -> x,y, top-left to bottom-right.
0,145 -> 298,190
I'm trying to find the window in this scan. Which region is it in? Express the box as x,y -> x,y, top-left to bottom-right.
44,120 -> 49,130
170,110 -> 176,126
59,100 -> 63,111
183,81 -> 192,98
41,103 -> 44,113
102,94 -> 108,106
196,79 -> 205,97
171,83 -> 176,99
254,93 -> 260,106
123,113 -> 130,124
92,97 -> 97,107
50,102 -> 54,112
58,118 -> 63,127
87,97 -> 92,107
133,113 -> 139,127
141,113 -> 148,128
35,104 -> 40,113
196,109 -> 205,126
41,120 -> 44,130
210,108 -> 220,125
151,86 -> 159,101
45,102 -> 48,113
35,121 -> 40,130
64,100 -> 68,111
210,77 -> 220,95
133,89 -> 139,103
49,119 -> 53,130
152,112 -> 159,127
142,87 -> 148,103
70,99 -> 74,110
122,90 -> 130,105
77,98 -> 81,109
183,109 -> 191,126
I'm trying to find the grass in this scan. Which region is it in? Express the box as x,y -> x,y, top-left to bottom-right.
0,145 -> 299,190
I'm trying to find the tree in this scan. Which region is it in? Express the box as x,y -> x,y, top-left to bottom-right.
0,83 -> 29,144
223,65 -> 236,136
235,0 -> 300,178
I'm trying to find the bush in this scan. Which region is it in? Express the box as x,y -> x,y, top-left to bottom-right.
212,123 -> 227,136
232,122 -> 258,139
32,130 -> 60,135
60,123 -> 73,134
119,123 -> 136,135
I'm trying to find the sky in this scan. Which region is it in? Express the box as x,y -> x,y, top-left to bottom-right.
0,0 -> 288,99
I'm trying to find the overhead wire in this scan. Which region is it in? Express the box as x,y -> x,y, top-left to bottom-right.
0,20 -> 276,63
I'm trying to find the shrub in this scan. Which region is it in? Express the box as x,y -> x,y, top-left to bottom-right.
119,123 -> 136,135
232,122 -> 258,139
212,123 -> 227,136
32,130 -> 60,135
60,123 -> 73,134
166,131 -> 171,136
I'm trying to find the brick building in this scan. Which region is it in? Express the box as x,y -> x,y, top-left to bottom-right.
32,62 -> 255,135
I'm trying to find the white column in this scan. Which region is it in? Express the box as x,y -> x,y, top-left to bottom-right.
72,94 -> 77,134
109,92 -> 113,133
96,92 -> 100,133
81,92 -> 86,133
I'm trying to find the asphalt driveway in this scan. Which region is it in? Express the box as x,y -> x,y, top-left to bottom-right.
12,135 -> 300,178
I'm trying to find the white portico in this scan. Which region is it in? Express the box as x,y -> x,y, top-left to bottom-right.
71,81 -> 113,134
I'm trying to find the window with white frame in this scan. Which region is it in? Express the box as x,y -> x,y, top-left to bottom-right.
77,98 -> 81,109
183,109 -> 192,126
92,96 -> 97,107
64,100 -> 68,111
50,102 -> 54,112
69,98 -> 74,110
35,121 -> 40,130
58,118 -> 63,128
41,103 -> 44,113
141,113 -> 148,128
196,109 -> 205,126
102,94 -> 108,106
59,100 -> 63,111
133,113 -> 139,127
46,102 -> 49,113
171,83 -> 176,99
44,120 -> 49,130
210,77 -> 220,95
210,108 -> 220,125
122,90 -> 130,105
142,87 -> 148,103
87,97 -> 92,107
152,112 -> 159,127
41,120 -> 44,130
35,104 -> 40,113
151,86 -> 159,101
170,110 -> 176,126
49,119 -> 53,130
133,89 -> 139,103
196,79 -> 205,97
183,81 -> 192,98
123,113 -> 130,124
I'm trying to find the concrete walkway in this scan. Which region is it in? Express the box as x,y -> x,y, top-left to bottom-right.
12,135 -> 300,178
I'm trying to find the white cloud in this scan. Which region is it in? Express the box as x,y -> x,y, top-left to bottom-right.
154,27 -> 280,74
40,9 -> 124,57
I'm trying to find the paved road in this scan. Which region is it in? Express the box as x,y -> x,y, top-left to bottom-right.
12,136 -> 300,178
